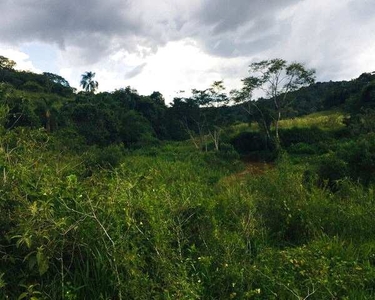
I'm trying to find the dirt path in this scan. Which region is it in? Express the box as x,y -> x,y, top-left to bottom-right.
223,157 -> 274,184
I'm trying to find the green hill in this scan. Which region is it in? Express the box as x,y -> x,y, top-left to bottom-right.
2,59 -> 375,299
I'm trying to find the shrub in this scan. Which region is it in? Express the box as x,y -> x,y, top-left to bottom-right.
279,126 -> 330,147
341,133 -> 375,185
332,127 -> 351,139
119,110 -> 156,146
230,131 -> 274,154
316,153 -> 348,190
216,143 -> 240,161
203,142 -> 240,161
133,133 -> 160,149
51,127 -> 87,151
311,134 -> 375,187
253,240 -> 375,299
251,159 -> 312,244
287,142 -> 318,155
22,81 -> 44,92
5,97 -> 40,128
0,105 -> 9,131
348,108 -> 375,135
85,144 -> 126,169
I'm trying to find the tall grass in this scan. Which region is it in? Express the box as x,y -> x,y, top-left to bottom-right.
279,110 -> 346,130
229,110 -> 345,139
1,129 -> 375,299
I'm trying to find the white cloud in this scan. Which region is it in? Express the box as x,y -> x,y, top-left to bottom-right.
272,0 -> 375,81
1,0 -> 375,103
0,47 -> 41,73
59,39 -> 249,103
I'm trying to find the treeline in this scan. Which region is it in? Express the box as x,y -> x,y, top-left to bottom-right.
1,55 -> 375,151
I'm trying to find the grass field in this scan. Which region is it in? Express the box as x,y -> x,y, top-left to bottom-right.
279,110 -> 346,130
1,125 -> 375,299
230,110 -> 346,137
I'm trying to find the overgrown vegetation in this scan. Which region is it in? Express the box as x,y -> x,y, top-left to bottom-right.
1,57 -> 375,299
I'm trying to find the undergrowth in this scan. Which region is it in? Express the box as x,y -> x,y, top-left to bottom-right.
1,128 -> 375,299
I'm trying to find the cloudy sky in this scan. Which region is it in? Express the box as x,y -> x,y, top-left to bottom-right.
0,0 -> 374,102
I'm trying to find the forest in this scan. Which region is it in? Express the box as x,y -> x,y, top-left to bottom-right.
1,55 -> 375,299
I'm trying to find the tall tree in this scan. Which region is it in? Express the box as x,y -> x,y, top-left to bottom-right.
36,97 -> 59,133
169,96 -> 201,147
231,78 -> 273,141
0,56 -> 16,83
191,80 -> 229,151
43,72 -> 72,96
206,81 -> 229,151
240,59 -> 315,147
0,56 -> 16,70
43,72 -> 70,87
80,71 -> 99,93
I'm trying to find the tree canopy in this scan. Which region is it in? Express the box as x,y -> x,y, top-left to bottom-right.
80,71 -> 99,93
235,58 -> 316,146
0,56 -> 16,70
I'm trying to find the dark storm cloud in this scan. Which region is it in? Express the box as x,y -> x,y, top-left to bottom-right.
1,0 -> 135,45
190,0 -> 301,55
197,0 -> 300,34
0,0 -> 303,63
195,16 -> 293,57
0,0 -> 170,64
1,0 -> 374,84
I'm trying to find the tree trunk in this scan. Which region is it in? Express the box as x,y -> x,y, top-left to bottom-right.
45,109 -> 51,133
275,109 -> 281,148
181,120 -> 199,149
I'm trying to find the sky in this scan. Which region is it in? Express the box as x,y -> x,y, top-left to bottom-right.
0,0 -> 374,103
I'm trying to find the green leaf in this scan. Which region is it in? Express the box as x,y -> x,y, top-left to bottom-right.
18,292 -> 29,300
28,255 -> 37,270
36,247 -> 49,276
0,273 -> 5,289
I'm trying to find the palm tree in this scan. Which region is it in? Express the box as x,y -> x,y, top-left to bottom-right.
80,71 -> 99,93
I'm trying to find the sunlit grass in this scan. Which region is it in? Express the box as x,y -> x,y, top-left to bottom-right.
229,110 -> 346,138
279,110 -> 346,130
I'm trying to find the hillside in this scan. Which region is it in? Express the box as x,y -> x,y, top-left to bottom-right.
2,62 -> 375,298
1,64 -> 374,148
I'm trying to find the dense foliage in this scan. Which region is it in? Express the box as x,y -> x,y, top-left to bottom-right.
2,129 -> 375,299
1,58 -> 375,299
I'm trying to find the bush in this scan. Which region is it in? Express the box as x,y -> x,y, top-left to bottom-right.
133,133 -> 160,149
216,143 -> 240,161
119,110 -> 156,146
311,134 -> 375,188
332,127 -> 351,139
251,158 -> 312,243
349,108 -> 375,135
85,144 -> 126,169
280,126 -> 330,147
316,153 -> 348,190
5,97 -> 41,128
51,127 -> 87,151
230,131 -> 274,154
340,133 -> 375,185
22,81 -> 44,92
203,142 -> 240,161
287,142 -> 318,155
253,240 -> 375,299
